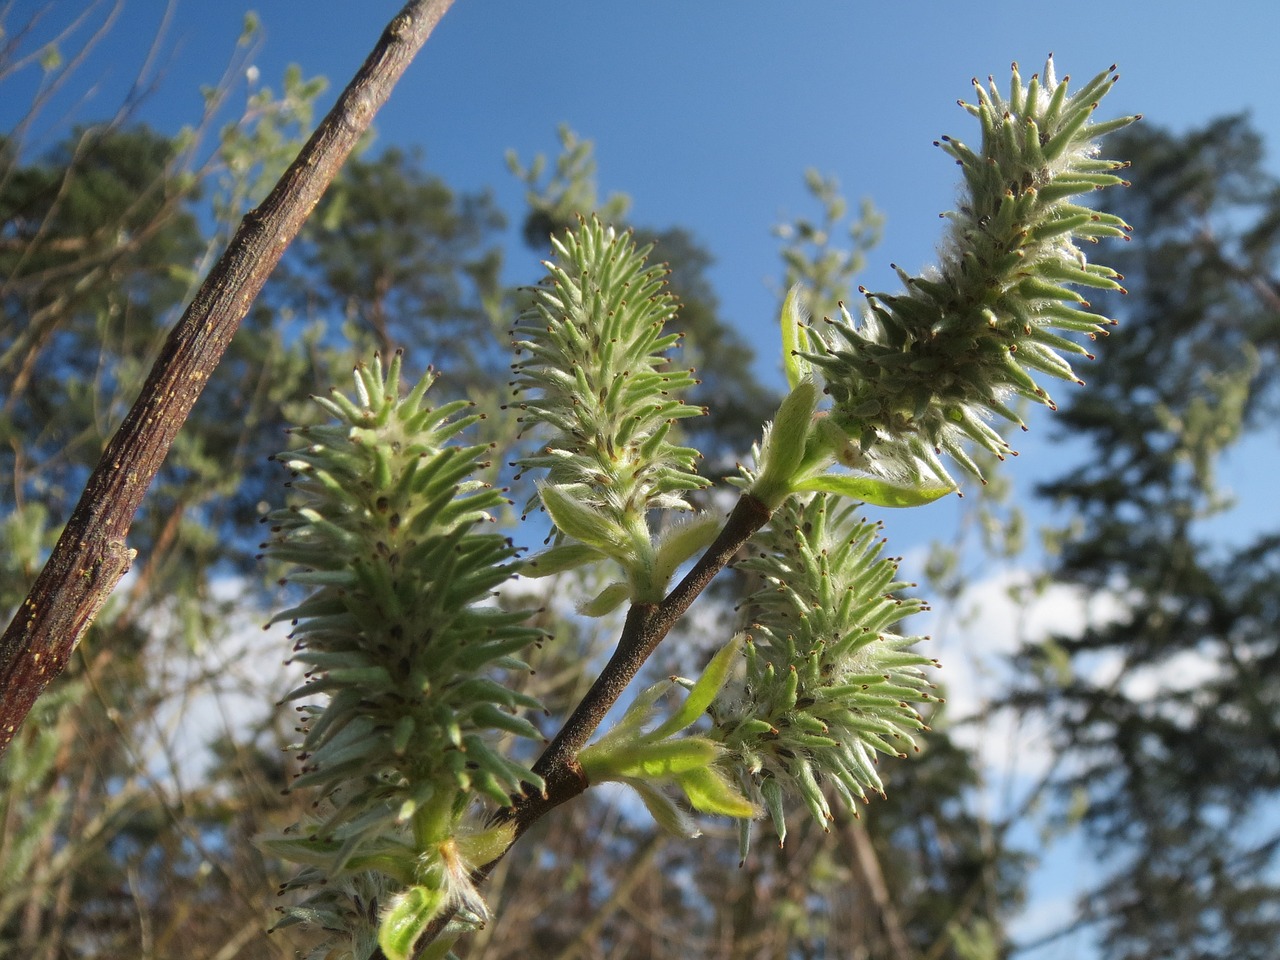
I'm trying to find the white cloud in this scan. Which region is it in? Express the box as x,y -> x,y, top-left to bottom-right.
138,579 -> 299,788
1119,645 -> 1223,703
916,567 -> 1130,793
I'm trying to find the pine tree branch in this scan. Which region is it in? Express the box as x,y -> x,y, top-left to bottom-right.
0,0 -> 458,757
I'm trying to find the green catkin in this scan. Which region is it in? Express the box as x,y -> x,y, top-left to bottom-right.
713,494 -> 937,848
263,355 -> 539,952
511,219 -> 711,603
803,57 -> 1136,491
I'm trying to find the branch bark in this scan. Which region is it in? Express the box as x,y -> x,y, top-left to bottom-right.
0,0 -> 458,756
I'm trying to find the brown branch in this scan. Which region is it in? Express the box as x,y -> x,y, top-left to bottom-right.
0,0 -> 459,757
511,492 -> 773,837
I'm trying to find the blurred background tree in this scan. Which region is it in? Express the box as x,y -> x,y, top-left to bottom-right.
1007,116 -> 1280,960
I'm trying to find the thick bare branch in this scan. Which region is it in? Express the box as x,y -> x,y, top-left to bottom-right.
0,0 -> 458,756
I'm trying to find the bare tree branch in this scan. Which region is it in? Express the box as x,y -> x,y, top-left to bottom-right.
0,0 -> 458,756
847,818 -> 916,960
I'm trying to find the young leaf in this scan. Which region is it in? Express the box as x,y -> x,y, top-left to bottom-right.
522,542 -> 601,577
780,283 -> 814,389
538,483 -> 633,561
750,380 -> 821,509
378,884 -> 447,960
649,514 -> 722,592
619,776 -> 702,839
650,634 -> 744,740
583,736 -> 723,781
579,581 -> 632,617
792,472 -> 955,507
675,766 -> 758,819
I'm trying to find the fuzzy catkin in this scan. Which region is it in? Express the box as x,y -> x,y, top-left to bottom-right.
807,58 -> 1136,489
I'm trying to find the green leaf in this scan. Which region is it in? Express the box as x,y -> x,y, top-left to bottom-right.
649,514 -> 721,594
579,580 -> 631,617
586,736 -> 723,780
793,472 -> 954,507
750,380 -> 821,508
650,634 -> 744,740
538,483 -> 632,560
378,884 -> 447,960
455,822 -> 516,867
675,766 -> 758,819
780,284 -> 814,389
619,776 -> 702,838
522,541 -> 601,577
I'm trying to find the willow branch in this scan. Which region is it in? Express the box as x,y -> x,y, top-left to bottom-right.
521,492 -> 774,815
0,0 -> 458,756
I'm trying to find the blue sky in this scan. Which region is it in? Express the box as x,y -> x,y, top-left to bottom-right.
6,2 -> 1280,956
9,0 -> 1277,552
13,1 -> 1280,335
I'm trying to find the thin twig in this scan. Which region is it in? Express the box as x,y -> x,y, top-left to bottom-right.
0,0 -> 458,756
550,833 -> 664,960
510,491 -> 772,839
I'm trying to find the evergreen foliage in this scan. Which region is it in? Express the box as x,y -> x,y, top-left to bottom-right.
1010,114 -> 1280,960
289,147 -> 508,383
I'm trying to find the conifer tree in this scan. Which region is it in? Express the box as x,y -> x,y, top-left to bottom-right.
1011,115 -> 1280,960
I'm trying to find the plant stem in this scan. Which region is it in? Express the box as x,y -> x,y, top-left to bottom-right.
0,0 -> 458,757
516,491 -> 772,833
